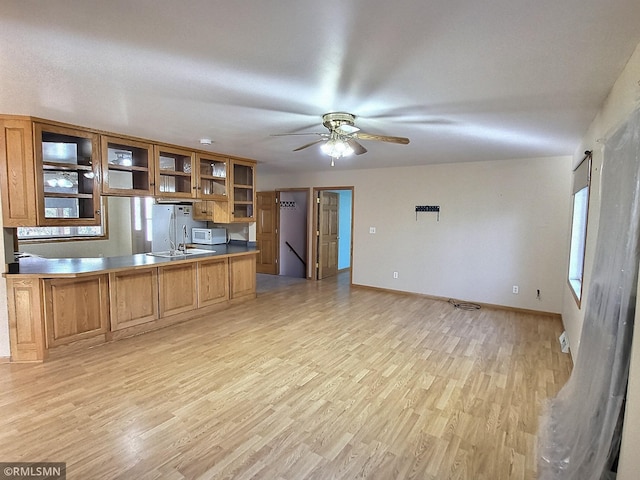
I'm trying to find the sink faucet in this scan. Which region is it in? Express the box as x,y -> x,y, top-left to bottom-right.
178,224 -> 188,252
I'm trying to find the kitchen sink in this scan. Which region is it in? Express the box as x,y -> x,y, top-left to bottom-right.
146,248 -> 214,258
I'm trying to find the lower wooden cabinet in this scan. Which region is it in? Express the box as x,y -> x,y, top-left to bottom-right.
6,277 -> 46,362
158,263 -> 197,317
230,255 -> 257,299
197,257 -> 229,307
43,275 -> 109,348
5,253 -> 257,362
109,268 -> 159,330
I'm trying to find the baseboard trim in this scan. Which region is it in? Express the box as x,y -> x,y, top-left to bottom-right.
351,283 -> 561,318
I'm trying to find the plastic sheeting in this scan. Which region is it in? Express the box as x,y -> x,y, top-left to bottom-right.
538,107 -> 640,479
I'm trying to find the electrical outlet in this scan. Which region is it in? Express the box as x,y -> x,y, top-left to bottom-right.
393,271 -> 399,279
512,285 -> 519,294
369,227 -> 376,234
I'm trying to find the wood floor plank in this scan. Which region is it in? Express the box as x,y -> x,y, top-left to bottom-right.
0,272 -> 572,479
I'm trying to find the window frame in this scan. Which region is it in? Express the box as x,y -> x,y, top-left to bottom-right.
17,198 -> 109,243
567,152 -> 592,307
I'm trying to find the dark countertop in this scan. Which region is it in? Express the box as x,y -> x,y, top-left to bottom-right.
6,243 -> 258,278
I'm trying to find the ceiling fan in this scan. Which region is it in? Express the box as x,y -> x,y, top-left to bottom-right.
274,112 -> 410,166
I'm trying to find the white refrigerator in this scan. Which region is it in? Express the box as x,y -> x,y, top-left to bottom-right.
151,204 -> 206,252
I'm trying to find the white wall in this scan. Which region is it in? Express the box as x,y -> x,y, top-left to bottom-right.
569,42 -> 640,480
259,154 -> 572,313
561,42 -> 640,360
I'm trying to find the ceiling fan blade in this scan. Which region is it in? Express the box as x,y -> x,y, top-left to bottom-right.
355,132 -> 410,144
293,139 -> 326,151
347,138 -> 367,155
271,132 -> 325,137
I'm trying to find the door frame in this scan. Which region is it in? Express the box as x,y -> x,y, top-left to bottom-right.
312,186 -> 354,283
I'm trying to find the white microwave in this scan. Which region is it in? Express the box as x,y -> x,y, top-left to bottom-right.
192,227 -> 226,245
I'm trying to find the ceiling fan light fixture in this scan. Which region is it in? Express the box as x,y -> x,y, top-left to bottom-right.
320,135 -> 354,159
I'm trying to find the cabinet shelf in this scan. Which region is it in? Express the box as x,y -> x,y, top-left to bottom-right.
106,163 -> 150,173
42,162 -> 93,172
200,174 -> 227,180
44,192 -> 93,199
159,169 -> 192,177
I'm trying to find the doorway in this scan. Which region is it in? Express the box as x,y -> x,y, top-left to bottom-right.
279,190 -> 309,278
313,187 -> 354,281
256,187 -> 353,281
256,188 -> 310,278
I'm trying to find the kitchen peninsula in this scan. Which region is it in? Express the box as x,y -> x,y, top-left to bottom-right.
0,114 -> 260,363
5,244 -> 258,362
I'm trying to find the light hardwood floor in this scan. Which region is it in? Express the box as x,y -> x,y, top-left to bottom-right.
0,273 -> 572,479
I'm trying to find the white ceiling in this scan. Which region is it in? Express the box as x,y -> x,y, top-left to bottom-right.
1,1 -> 639,174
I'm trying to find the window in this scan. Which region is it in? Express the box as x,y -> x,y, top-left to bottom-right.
568,152 -> 592,306
17,199 -> 108,242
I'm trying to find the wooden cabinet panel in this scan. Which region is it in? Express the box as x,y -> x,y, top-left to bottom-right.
230,255 -> 256,299
158,263 -> 197,317
0,118 -> 37,226
197,258 -> 229,307
192,200 -> 231,223
0,117 -> 103,227
43,275 -> 109,347
6,278 -> 46,361
109,268 -> 159,330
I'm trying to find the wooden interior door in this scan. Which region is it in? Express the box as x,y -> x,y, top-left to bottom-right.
256,191 -> 278,274
317,191 -> 339,279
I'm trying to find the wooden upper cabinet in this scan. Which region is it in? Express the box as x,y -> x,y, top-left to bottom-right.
0,116 -> 101,227
0,114 -> 258,227
35,123 -> 101,226
0,117 -> 37,226
230,159 -> 256,222
195,153 -> 228,200
192,199 -> 231,223
192,158 -> 256,223
101,135 -> 154,196
154,144 -> 196,199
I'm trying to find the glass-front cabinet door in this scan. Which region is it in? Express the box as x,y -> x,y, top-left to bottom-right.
34,123 -> 101,226
195,153 -> 228,200
231,160 -> 255,222
101,135 -> 154,196
154,145 -> 196,198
